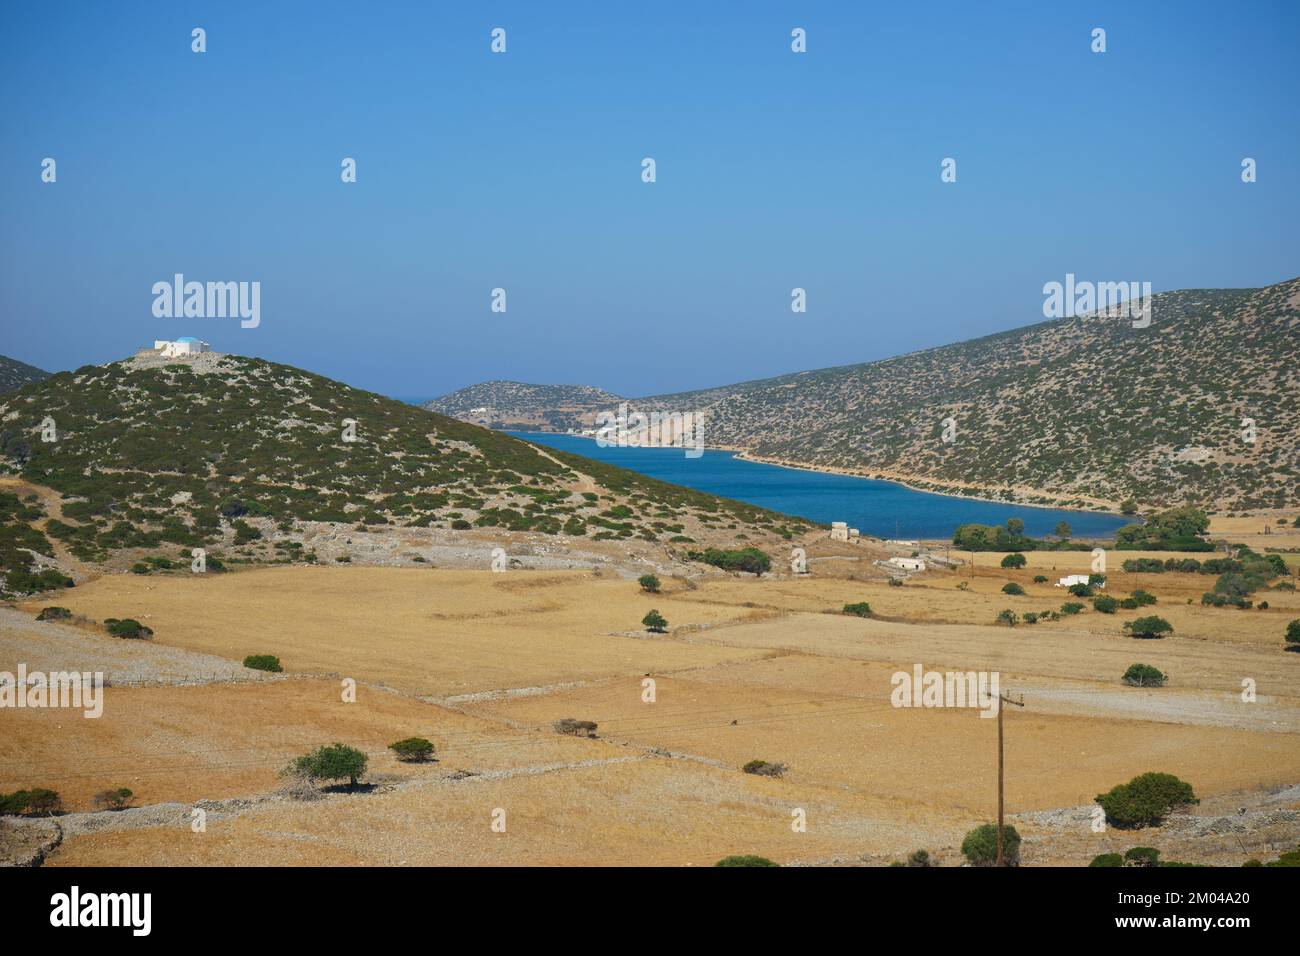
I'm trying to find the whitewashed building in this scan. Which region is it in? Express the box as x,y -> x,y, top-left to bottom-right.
153,337 -> 210,357
1056,573 -> 1102,588
888,556 -> 926,572
829,521 -> 849,541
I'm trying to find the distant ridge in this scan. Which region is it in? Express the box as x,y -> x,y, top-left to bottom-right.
0,354 -> 50,393
426,277 -> 1300,512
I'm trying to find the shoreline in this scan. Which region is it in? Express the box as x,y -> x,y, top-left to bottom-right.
507,430 -> 1130,522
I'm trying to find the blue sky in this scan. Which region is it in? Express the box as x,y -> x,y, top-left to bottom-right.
2,1 -> 1297,398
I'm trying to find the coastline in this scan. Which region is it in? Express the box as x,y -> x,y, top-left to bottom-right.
507,429 -> 1128,519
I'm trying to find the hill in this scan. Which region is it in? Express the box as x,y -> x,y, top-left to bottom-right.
0,354 -> 49,393
0,352 -> 811,594
426,380 -> 625,432
428,278 -> 1300,512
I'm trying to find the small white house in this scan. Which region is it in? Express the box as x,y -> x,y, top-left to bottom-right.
829,521 -> 849,542
1056,573 -> 1101,588
153,337 -> 210,357
888,556 -> 926,572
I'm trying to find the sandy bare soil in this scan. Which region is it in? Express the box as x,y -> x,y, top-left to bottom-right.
4,552 -> 1299,866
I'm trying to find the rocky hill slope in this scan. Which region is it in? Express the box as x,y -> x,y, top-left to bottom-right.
428,278 -> 1300,512
0,352 -> 811,594
0,354 -> 49,393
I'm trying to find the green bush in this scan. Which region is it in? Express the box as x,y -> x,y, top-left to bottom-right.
1093,595 -> 1119,614
1286,620 -> 1300,651
995,609 -> 1018,627
642,609 -> 668,632
287,743 -> 368,787
1095,772 -> 1198,828
960,823 -> 1021,865
1002,582 -> 1025,596
715,855 -> 778,867
0,788 -> 61,816
1089,853 -> 1123,867
1000,553 -> 1027,569
1125,616 -> 1173,639
388,737 -> 436,762
842,602 -> 873,617
1131,589 -> 1157,607
35,606 -> 72,621
905,849 -> 934,867
637,574 -> 661,594
1068,583 -> 1094,598
1122,664 -> 1167,687
1033,575 -> 1048,583
691,547 -> 771,576
1060,602 -> 1085,615
242,654 -> 282,673
742,760 -> 787,778
1125,846 -> 1161,867
104,618 -> 153,639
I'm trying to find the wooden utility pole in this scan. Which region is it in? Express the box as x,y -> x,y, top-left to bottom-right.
996,691 -> 1025,867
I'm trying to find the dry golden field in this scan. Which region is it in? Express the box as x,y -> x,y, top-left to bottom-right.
4,548 -> 1299,867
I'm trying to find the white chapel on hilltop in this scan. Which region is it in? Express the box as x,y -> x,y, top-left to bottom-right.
152,336 -> 210,357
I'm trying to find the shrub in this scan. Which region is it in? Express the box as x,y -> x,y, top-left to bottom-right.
388,737 -> 436,761
637,574 -> 661,594
642,609 -> 668,632
1286,620 -> 1300,652
1000,553 -> 1027,569
1002,582 -> 1025,596
104,618 -> 153,639
450,519 -> 471,530
1125,846 -> 1161,867
1089,853 -> 1123,867
93,787 -> 134,811
1060,602 -> 1084,615
0,788 -> 61,816
1023,612 -> 1039,624
693,547 -> 771,576
35,606 -> 72,621
1125,616 -> 1173,639
1122,664 -> 1167,687
842,602 -> 873,618
995,609 -> 1018,627
242,654 -> 282,673
287,743 -> 368,787
1131,589 -> 1157,607
552,718 -> 598,738
906,849 -> 934,867
1095,772 -> 1198,828
960,823 -> 1021,866
1093,595 -> 1119,614
742,760 -> 787,778
888,577 -> 903,587
715,855 -> 778,867
1033,575 -> 1048,584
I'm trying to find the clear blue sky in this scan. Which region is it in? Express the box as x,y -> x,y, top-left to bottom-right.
2,1 -> 1297,398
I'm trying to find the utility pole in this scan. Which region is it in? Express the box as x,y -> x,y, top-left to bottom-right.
996,691 -> 1025,867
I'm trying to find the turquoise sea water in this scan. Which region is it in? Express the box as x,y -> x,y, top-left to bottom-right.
509,432 -> 1135,541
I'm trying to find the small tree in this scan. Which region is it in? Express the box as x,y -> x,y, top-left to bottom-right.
842,601 -> 873,617
1068,583 -> 1094,598
961,823 -> 1021,866
1002,582 -> 1025,596
104,618 -> 153,639
1125,616 -> 1173,639
1095,772 -> 1197,828
1001,553 -> 1027,569
1089,853 -> 1123,867
1286,620 -> 1300,652
715,855 -> 778,867
1120,499 -> 1138,515
638,574 -> 661,594
1055,521 -> 1072,540
289,743 -> 368,788
243,654 -> 282,673
1093,595 -> 1119,614
995,609 -> 1018,627
642,609 -> 668,633
1122,663 -> 1167,687
1060,602 -> 1085,615
1125,846 -> 1161,867
388,737 -> 436,762
35,607 -> 72,621
742,760 -> 787,778
93,787 -> 134,811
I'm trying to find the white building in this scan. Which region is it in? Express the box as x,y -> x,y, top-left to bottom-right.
888,557 -> 926,572
1056,573 -> 1102,589
153,337 -> 210,357
829,521 -> 849,542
